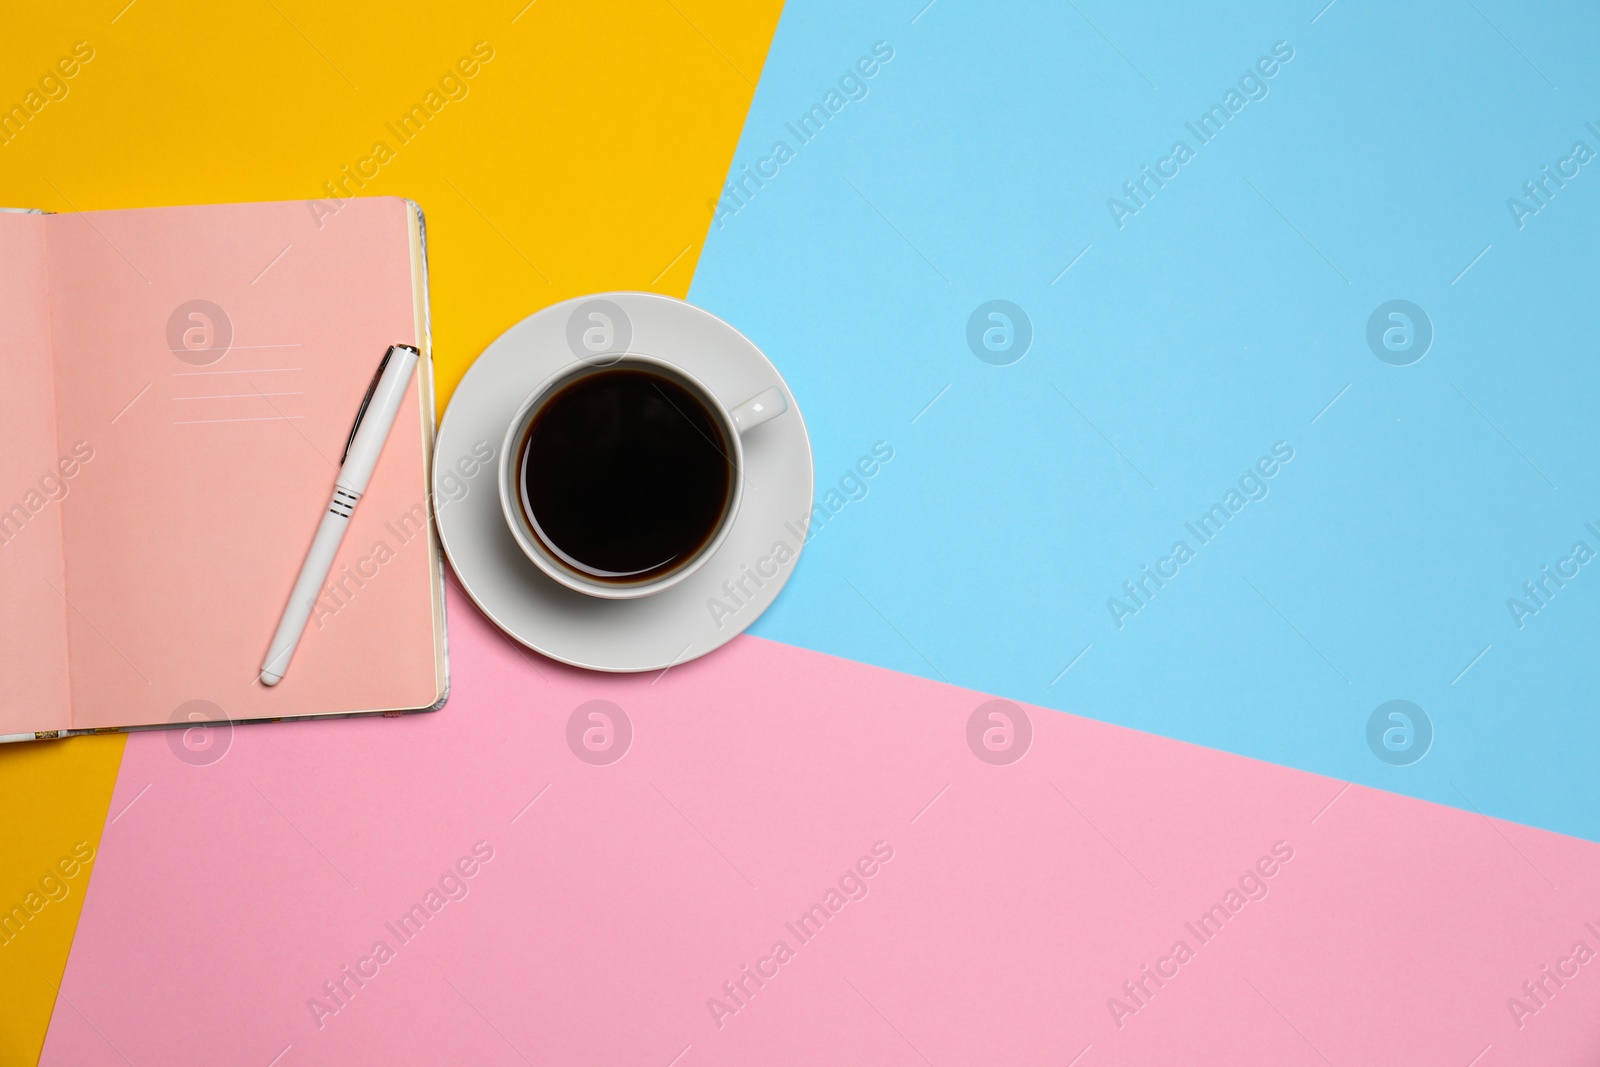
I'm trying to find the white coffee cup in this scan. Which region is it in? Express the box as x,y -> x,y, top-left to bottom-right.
499,354 -> 787,599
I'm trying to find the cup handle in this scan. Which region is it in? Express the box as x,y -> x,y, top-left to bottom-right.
728,387 -> 788,435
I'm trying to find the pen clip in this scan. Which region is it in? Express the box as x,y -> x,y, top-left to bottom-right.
342,347 -> 396,465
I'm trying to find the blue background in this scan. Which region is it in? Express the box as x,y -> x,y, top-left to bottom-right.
692,0 -> 1600,842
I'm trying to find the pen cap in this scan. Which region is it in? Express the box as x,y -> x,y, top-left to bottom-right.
338,344 -> 420,494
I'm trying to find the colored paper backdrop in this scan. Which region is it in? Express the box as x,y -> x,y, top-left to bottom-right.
7,0 -> 1600,1061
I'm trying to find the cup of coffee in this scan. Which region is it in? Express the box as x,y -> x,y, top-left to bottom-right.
498,355 -> 787,599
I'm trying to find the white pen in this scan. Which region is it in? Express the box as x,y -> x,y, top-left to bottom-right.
260,344 -> 421,686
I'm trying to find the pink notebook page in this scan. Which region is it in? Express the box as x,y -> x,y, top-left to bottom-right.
3,197 -> 441,734
0,212 -> 72,735
42,586 -> 1600,1065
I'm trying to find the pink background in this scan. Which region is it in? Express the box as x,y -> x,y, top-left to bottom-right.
42,583 -> 1600,1065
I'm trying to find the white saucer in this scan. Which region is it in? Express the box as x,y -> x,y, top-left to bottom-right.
433,293 -> 814,672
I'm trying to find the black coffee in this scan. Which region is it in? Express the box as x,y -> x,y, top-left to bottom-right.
519,367 -> 733,584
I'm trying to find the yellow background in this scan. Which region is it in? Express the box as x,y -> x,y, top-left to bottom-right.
0,1 -> 782,1060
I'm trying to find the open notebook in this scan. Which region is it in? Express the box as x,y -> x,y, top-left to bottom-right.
0,197 -> 446,742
